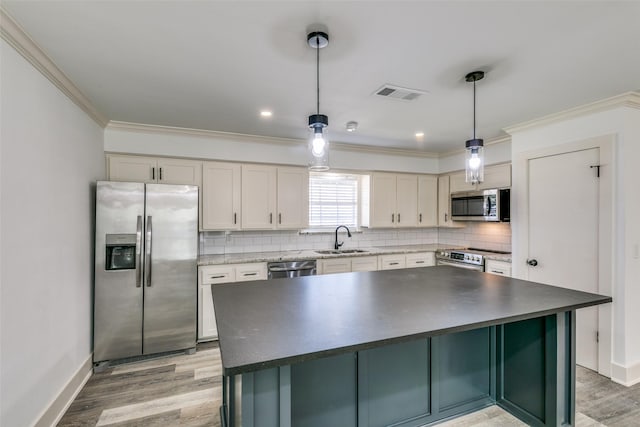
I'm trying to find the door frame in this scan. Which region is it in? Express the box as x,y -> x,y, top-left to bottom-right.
513,134 -> 614,377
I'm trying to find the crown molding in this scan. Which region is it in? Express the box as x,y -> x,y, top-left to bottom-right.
0,7 -> 108,127
106,121 -> 440,158
504,91 -> 640,135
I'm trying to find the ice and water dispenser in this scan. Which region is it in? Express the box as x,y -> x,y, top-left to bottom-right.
105,234 -> 137,270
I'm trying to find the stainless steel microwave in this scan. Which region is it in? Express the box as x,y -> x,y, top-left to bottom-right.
450,188 -> 510,222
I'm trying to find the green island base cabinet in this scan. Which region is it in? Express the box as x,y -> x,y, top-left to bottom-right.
214,267 -> 610,427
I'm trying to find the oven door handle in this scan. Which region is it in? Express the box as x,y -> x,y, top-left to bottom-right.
437,259 -> 483,271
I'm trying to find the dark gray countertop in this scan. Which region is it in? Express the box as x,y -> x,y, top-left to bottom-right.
213,266 -> 610,376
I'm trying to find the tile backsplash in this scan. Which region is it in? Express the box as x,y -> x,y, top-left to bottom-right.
200,222 -> 511,255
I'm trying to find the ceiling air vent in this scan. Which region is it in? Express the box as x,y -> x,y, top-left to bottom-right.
374,84 -> 428,101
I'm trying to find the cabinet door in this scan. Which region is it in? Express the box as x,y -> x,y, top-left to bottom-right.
198,285 -> 217,341
277,167 -> 309,229
201,162 -> 241,230
406,252 -> 435,268
438,176 -> 452,226
417,175 -> 438,227
477,163 -> 511,190
379,254 -> 406,270
108,155 -> 157,183
157,158 -> 202,186
351,256 -> 378,272
370,173 -> 397,227
242,165 -> 277,229
395,175 -> 418,227
449,171 -> 476,193
318,258 -> 352,275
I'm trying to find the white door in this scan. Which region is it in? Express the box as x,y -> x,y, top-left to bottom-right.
242,164 -> 277,229
528,148 -> 599,370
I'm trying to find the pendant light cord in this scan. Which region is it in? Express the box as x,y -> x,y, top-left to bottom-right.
473,80 -> 476,140
316,34 -> 320,116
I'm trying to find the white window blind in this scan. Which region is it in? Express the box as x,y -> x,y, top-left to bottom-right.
309,173 -> 360,228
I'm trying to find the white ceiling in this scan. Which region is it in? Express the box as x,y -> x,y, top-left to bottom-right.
3,1 -> 640,154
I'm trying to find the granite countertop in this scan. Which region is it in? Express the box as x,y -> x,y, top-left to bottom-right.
197,243 -> 445,266
213,266 -> 611,376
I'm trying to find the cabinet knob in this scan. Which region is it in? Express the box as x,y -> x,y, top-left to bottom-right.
526,259 -> 538,267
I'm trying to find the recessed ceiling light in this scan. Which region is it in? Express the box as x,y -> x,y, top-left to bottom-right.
260,111 -> 272,117
415,132 -> 424,138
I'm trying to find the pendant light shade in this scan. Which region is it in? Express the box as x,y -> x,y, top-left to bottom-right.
307,31 -> 330,171
464,71 -> 485,183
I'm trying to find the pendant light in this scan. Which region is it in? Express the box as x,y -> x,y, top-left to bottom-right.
307,31 -> 330,171
464,70 -> 485,183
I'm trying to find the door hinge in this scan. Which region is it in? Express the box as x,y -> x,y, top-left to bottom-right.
596,331 -> 599,343
590,164 -> 601,178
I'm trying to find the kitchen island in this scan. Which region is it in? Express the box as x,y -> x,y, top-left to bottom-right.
213,266 -> 611,427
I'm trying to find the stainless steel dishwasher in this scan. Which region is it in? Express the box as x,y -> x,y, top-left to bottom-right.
267,260 -> 317,279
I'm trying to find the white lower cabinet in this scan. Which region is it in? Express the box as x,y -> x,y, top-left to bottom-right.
405,252 -> 436,268
350,256 -> 379,272
198,263 -> 267,341
317,255 -> 379,274
378,254 -> 407,270
318,258 -> 352,275
485,260 -> 512,277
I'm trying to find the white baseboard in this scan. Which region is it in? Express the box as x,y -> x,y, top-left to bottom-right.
611,361 -> 640,387
33,353 -> 93,427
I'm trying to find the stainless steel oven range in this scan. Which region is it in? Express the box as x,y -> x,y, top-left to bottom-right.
435,248 -> 510,272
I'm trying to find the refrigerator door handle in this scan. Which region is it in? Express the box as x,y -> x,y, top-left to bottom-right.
145,216 -> 152,287
136,215 -> 143,287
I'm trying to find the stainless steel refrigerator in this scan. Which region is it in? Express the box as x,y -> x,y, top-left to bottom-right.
94,181 -> 198,365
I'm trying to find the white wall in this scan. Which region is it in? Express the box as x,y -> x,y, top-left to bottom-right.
104,126 -> 440,174
0,40 -> 105,426
508,104 -> 640,385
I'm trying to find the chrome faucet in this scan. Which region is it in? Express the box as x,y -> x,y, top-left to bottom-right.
334,225 -> 352,250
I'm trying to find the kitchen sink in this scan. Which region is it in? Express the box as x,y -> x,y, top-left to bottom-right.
315,249 -> 369,255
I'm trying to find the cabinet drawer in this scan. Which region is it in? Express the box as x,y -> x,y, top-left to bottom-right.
351,256 -> 378,272
485,260 -> 512,277
235,263 -> 268,282
406,252 -> 435,268
199,265 -> 235,284
378,255 -> 406,270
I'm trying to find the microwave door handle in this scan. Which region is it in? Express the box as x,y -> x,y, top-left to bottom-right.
145,216 -> 152,287
135,215 -> 143,287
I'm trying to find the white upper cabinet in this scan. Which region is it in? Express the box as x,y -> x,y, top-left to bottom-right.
417,175 -> 438,227
276,167 -> 309,229
395,174 -> 418,227
107,154 -> 202,186
156,158 -> 202,186
242,164 -> 277,230
108,155 -> 158,183
368,173 -> 420,228
477,163 -> 511,190
370,173 -> 399,227
449,163 -> 511,193
438,175 -> 463,228
201,161 -> 241,230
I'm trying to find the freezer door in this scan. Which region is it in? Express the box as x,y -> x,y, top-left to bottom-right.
94,181 -> 145,362
143,184 -> 198,354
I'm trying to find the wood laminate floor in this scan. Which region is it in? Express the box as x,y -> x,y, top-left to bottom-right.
58,342 -> 640,426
